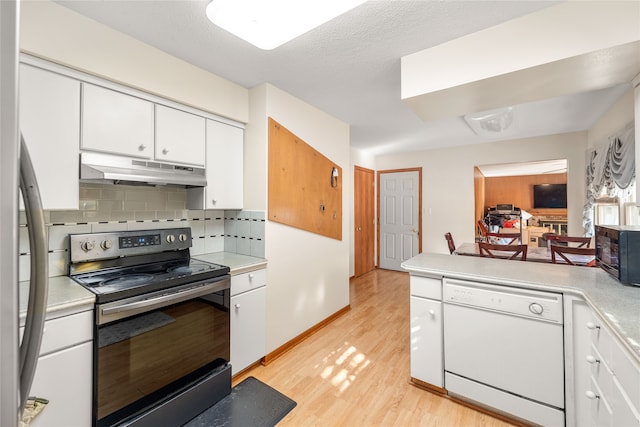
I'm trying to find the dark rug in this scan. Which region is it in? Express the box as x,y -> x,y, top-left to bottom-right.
183,376 -> 296,427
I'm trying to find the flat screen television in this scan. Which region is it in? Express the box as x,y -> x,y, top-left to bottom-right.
533,184 -> 567,208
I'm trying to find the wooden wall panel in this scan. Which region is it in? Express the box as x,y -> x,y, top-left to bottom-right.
484,173 -> 567,217
268,118 -> 342,240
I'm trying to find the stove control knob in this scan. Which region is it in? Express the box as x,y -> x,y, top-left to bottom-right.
179,233 -> 188,242
81,241 -> 95,252
166,234 -> 176,243
101,239 -> 113,250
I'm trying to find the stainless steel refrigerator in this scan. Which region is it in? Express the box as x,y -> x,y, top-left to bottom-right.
1,2 -> 49,425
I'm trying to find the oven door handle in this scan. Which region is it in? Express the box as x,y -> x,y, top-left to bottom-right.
98,279 -> 229,324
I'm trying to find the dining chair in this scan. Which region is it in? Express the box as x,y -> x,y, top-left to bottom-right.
550,244 -> 596,266
444,232 -> 456,254
478,242 -> 528,261
486,231 -> 521,245
477,220 -> 488,240
546,234 -> 592,248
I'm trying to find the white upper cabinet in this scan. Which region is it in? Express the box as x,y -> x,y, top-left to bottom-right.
155,105 -> 205,166
19,63 -> 80,210
188,119 -> 244,210
205,119 -> 243,209
81,83 -> 154,159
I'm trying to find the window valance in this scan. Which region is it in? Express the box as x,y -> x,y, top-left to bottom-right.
583,121 -> 635,235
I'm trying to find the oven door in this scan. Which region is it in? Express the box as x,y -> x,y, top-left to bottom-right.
94,276 -> 230,427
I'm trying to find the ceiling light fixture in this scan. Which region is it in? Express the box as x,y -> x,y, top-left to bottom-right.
205,0 -> 367,50
464,106 -> 516,136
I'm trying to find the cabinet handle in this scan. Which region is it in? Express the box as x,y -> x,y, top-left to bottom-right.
235,304 -> 240,309
211,200 -> 217,205
586,355 -> 600,364
248,274 -> 254,280
586,321 -> 600,330
585,390 -> 599,400
428,309 -> 435,317
162,148 -> 169,155
138,144 -> 146,151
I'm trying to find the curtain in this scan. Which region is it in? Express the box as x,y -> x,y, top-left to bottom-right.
583,121 -> 635,236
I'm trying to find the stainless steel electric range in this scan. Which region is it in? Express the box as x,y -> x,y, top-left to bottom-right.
69,227 -> 231,427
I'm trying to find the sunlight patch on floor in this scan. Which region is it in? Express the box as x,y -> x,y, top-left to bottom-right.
317,343 -> 371,395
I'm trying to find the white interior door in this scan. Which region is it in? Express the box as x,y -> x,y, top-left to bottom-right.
379,170 -> 420,270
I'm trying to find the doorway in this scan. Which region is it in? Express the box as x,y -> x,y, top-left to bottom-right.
378,169 -> 422,271
354,166 -> 375,277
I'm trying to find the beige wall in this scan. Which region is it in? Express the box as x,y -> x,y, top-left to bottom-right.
246,83 -> 350,353
375,132 -> 587,254
20,0 -> 248,123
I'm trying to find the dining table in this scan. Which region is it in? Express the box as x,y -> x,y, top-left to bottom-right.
454,242 -> 596,266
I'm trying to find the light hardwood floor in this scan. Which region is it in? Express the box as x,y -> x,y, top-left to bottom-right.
233,269 -> 515,426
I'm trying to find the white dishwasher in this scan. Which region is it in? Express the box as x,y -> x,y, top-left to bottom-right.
443,278 -> 565,427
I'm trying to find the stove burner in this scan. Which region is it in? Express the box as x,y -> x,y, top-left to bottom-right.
169,263 -> 214,275
131,264 -> 168,274
100,274 -> 154,288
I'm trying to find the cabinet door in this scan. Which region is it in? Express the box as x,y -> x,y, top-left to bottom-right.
82,83 -> 153,158
19,63 -> 80,210
205,119 -> 243,209
410,296 -> 443,387
155,105 -> 205,166
230,286 -> 266,375
29,342 -> 92,427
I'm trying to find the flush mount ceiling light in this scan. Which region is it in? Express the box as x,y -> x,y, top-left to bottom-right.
464,106 -> 516,136
205,0 -> 367,50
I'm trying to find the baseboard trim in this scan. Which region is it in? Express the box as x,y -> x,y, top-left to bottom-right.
262,304 -> 351,365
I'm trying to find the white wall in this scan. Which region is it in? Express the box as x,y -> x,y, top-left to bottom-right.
20,0 -> 248,123
246,84 -> 350,353
375,132 -> 587,254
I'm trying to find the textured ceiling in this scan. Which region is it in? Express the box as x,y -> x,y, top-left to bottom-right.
54,0 -> 632,162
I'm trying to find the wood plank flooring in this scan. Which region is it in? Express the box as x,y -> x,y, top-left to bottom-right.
233,269 -> 515,426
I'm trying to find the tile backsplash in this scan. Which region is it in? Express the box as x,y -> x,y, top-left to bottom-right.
18,183 -> 265,281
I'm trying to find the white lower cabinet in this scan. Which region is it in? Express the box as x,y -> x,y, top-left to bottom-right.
27,310 -> 93,427
567,299 -> 640,427
409,275 -> 443,388
230,270 -> 266,376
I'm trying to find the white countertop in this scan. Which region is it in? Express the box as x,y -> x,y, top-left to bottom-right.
193,252 -> 267,275
21,251 -> 267,322
402,252 -> 640,362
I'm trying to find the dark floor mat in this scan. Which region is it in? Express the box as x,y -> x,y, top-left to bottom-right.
183,376 -> 296,427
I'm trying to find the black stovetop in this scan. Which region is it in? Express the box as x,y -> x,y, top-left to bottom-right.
71,256 -> 229,304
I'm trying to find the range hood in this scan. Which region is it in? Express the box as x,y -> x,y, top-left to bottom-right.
80,152 -> 207,187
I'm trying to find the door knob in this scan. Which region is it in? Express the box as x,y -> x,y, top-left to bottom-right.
357,227 -> 362,231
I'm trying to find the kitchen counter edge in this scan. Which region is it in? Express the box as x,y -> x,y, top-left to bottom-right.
402,252 -> 640,363
20,252 -> 267,324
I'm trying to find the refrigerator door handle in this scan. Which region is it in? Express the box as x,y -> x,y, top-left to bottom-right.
18,135 -> 48,412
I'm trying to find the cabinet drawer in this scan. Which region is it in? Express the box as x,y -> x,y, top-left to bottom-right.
411,276 -> 442,300
40,311 -> 93,356
588,344 -> 613,400
611,377 -> 640,427
587,316 -> 613,365
588,377 -> 613,427
611,339 -> 640,415
231,269 -> 266,296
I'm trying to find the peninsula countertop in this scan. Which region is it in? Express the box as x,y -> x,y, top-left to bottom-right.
401,252 -> 640,362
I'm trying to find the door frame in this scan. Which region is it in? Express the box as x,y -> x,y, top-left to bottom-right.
377,168 -> 423,267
